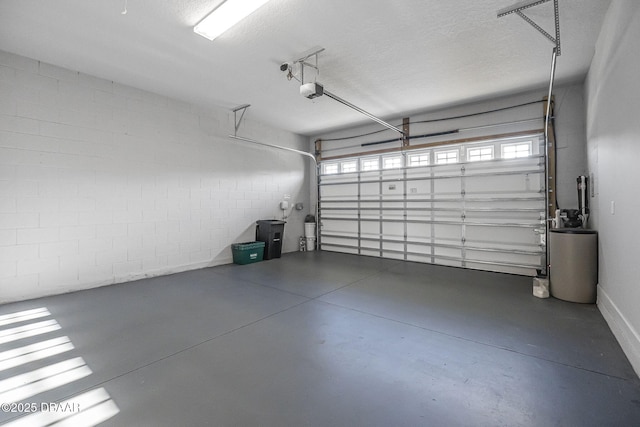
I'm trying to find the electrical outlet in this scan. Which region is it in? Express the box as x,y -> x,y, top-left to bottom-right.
610,200 -> 615,215
410,188 -> 417,194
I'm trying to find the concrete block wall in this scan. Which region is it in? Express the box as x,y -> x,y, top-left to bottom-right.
0,50 -> 310,303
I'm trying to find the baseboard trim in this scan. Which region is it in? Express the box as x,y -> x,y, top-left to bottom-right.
110,257 -> 233,286
1,257 -> 235,304
2,250 -> 304,304
597,284 -> 640,377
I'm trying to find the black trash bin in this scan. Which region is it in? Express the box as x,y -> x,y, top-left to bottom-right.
256,220 -> 286,260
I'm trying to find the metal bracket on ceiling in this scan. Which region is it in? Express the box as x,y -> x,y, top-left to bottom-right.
232,104 -> 251,136
498,0 -> 561,55
281,47 -> 405,136
295,46 -> 325,69
295,46 -> 325,85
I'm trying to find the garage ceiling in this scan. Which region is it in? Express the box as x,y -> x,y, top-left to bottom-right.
0,0 -> 611,136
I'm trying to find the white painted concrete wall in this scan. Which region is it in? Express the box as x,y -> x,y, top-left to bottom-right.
0,50 -> 310,303
585,0 -> 640,375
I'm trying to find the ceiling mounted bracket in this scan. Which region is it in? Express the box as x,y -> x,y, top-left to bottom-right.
295,47 -> 325,73
232,104 -> 251,136
281,47 -> 325,84
281,48 -> 406,137
498,0 -> 561,55
297,47 -> 325,85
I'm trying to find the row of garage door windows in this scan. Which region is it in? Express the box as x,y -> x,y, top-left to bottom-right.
321,140 -> 533,175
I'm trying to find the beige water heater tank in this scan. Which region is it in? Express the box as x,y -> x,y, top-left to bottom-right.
549,229 -> 598,303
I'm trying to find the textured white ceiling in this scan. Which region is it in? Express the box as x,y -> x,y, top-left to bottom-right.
0,0 -> 611,136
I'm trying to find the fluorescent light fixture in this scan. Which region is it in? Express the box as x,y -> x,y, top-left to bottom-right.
194,0 -> 272,41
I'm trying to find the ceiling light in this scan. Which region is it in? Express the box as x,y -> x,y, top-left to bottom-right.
194,0 -> 272,41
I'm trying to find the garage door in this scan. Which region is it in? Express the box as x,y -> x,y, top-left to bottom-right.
318,134 -> 546,276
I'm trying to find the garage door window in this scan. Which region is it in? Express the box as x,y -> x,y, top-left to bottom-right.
361,158 -> 380,171
408,153 -> 430,167
323,163 -> 339,175
501,141 -> 532,159
468,146 -> 494,162
435,150 -> 458,164
383,156 -> 403,169
341,161 -> 357,173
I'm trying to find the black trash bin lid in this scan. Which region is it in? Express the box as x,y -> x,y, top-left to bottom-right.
256,219 -> 286,225
549,228 -> 597,234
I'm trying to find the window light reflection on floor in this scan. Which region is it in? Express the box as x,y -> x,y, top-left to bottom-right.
0,357 -> 92,403
0,308 -> 120,426
0,320 -> 61,345
0,337 -> 75,372
2,388 -> 120,427
0,308 -> 52,327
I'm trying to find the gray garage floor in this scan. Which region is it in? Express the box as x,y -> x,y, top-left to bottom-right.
1,251 -> 639,426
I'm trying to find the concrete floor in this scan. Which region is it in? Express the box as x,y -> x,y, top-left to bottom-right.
1,251 -> 639,426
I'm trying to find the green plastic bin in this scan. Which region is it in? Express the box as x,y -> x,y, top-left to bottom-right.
231,241 -> 265,265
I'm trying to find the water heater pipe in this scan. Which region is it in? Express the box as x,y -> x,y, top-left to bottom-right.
577,175 -> 589,228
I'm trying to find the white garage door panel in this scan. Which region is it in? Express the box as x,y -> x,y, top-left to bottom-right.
465,174 -> 542,193
382,221 -> 404,237
360,221 -> 380,237
405,181 -> 431,194
382,241 -> 405,253
361,248 -> 383,257
322,219 -> 357,235
406,224 -> 432,240
319,134 -> 546,276
465,226 -> 538,246
433,179 -> 461,195
360,183 -> 380,197
432,223 -> 463,241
